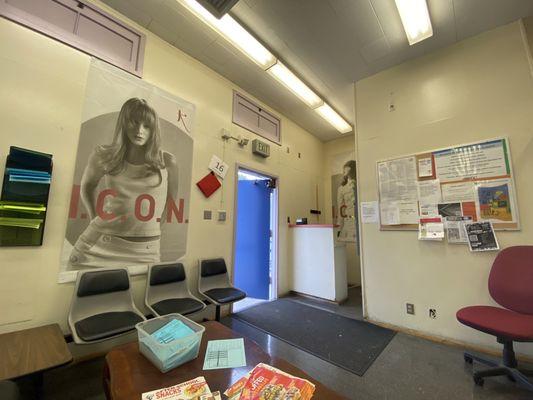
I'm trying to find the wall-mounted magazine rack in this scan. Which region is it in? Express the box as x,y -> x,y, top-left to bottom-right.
0,146 -> 53,246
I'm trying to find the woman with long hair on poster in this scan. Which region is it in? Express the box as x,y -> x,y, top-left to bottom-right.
68,98 -> 179,268
337,160 -> 357,242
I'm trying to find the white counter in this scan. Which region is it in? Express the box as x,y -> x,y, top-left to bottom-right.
290,224 -> 348,302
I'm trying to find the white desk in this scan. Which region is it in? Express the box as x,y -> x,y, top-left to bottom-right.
290,224 -> 348,302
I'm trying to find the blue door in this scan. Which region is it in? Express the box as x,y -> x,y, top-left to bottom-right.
234,178 -> 271,300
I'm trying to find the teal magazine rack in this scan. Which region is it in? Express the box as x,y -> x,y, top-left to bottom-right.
0,146 -> 53,246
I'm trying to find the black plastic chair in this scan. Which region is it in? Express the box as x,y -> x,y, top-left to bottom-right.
145,262 -> 206,317
198,258 -> 246,321
68,268 -> 146,344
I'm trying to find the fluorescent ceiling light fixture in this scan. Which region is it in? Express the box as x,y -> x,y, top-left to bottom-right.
181,0 -> 277,69
315,103 -> 352,134
395,0 -> 433,45
267,62 -> 323,108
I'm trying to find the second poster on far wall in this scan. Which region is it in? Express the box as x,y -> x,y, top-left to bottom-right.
58,60 -> 195,283
331,151 -> 358,249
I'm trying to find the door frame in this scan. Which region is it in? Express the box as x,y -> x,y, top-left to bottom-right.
231,163 -> 279,310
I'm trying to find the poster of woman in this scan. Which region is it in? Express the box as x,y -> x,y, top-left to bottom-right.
331,152 -> 358,245
59,60 -> 194,283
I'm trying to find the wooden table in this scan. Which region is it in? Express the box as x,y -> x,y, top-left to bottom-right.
104,321 -> 347,399
0,323 -> 72,398
0,323 -> 72,380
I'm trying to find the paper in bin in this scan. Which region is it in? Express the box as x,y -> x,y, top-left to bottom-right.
152,319 -> 195,344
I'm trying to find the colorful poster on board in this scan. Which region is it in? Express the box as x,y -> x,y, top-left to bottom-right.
331,152 -> 358,244
58,59 -> 195,283
475,178 -> 516,223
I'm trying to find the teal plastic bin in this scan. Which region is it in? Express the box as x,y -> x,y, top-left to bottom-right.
136,313 -> 205,373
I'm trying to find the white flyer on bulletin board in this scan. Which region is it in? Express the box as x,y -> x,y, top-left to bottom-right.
361,201 -> 379,224
418,157 -> 433,177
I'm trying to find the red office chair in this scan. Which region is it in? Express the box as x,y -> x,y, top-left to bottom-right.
457,246 -> 533,391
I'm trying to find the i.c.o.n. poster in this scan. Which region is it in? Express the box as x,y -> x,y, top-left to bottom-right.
59,60 -> 195,283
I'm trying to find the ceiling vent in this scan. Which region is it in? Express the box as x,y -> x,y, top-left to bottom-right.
197,0 -> 240,19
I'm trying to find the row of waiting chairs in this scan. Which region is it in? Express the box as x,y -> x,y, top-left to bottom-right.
68,258 -> 246,344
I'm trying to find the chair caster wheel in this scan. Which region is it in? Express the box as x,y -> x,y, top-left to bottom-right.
474,377 -> 484,386
464,354 -> 473,364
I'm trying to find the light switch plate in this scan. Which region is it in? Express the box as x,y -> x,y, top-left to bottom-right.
218,210 -> 227,222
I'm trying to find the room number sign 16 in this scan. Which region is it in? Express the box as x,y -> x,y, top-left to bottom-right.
209,155 -> 229,179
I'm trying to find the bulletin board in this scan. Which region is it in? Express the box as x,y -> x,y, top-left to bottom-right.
376,138 -> 519,231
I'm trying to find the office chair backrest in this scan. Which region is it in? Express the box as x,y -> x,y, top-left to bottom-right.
150,263 -> 186,286
70,269 -> 139,323
489,246 -> 533,315
198,258 -> 232,294
146,263 -> 191,307
201,258 -> 227,277
77,269 -> 130,297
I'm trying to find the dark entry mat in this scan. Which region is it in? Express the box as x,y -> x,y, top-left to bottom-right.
233,298 -> 396,376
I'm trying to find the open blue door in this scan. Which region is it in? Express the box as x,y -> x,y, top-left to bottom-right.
234,179 -> 271,300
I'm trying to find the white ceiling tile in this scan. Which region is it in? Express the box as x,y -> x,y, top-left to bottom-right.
103,0 -> 153,27
453,0 -> 533,40
360,37 -> 391,64
101,0 -> 533,141
147,19 -> 180,46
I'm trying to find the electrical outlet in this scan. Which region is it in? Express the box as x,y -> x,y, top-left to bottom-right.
203,210 -> 212,220
406,303 -> 415,315
429,308 -> 437,319
217,210 -> 227,222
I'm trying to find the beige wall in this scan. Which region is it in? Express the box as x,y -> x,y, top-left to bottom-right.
323,136 -> 361,286
0,1 -> 325,335
356,21 -> 533,356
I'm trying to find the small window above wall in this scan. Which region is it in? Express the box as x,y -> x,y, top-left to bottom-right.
0,0 -> 145,76
233,91 -> 281,145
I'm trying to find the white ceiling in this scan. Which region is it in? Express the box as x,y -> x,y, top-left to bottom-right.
100,0 -> 533,141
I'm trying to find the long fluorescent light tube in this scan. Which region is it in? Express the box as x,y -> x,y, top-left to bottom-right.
395,0 -> 433,45
315,104 -> 352,134
181,0 -> 277,69
267,62 -> 323,108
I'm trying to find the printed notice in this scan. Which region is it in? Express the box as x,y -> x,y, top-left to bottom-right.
418,157 -> 433,177
378,157 -> 418,203
380,202 -> 400,225
465,221 -> 499,252
418,217 -> 445,241
445,216 -> 472,244
441,181 -> 475,202
419,203 -> 439,218
203,339 -> 246,370
399,201 -> 420,224
361,201 -> 379,224
417,179 -> 441,203
433,139 -> 509,183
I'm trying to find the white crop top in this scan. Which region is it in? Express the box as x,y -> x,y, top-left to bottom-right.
92,161 -> 168,237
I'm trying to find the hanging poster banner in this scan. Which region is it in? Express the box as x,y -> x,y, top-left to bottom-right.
58,59 -> 195,283
331,152 -> 358,244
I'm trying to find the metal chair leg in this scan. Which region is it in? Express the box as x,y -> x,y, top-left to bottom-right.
464,352 -> 499,368
510,370 -> 533,392
215,305 -> 221,322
